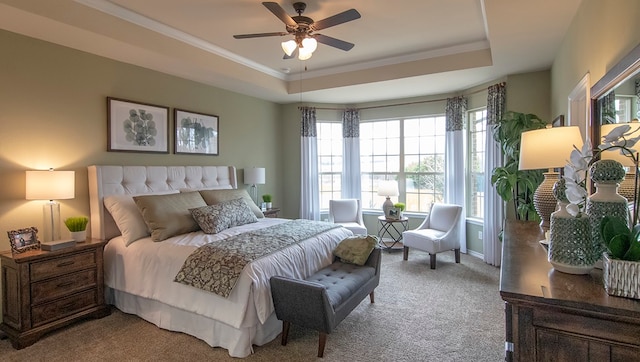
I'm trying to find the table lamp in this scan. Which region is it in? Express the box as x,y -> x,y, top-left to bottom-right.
600,122 -> 640,202
244,167 -> 265,205
518,126 -> 583,228
377,180 -> 399,219
26,169 -> 75,242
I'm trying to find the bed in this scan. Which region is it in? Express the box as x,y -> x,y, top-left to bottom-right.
87,165 -> 352,357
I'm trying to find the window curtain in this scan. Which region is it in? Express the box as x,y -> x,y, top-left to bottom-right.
342,108 -> 361,199
300,107 -> 320,220
484,82 -> 506,266
636,79 -> 640,119
445,96 -> 467,254
600,91 -> 616,123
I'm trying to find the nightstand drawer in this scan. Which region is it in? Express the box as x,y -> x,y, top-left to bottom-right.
31,269 -> 97,304
31,289 -> 97,327
30,251 -> 96,281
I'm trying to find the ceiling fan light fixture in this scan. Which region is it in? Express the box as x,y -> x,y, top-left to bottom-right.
281,40 -> 297,56
298,46 -> 313,60
301,37 -> 317,53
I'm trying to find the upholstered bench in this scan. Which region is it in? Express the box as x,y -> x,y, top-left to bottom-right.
270,246 -> 381,358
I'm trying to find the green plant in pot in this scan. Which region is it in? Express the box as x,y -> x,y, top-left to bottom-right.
262,194 -> 272,209
64,216 -> 88,242
599,215 -> 640,299
393,202 -> 405,217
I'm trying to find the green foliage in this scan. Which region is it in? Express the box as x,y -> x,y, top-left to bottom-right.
124,109 -> 157,146
64,216 -> 88,232
490,111 -> 547,221
404,155 -> 445,198
262,194 -> 272,202
600,216 -> 640,261
393,202 -> 405,211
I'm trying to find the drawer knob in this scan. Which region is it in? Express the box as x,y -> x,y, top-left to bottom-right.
57,260 -> 75,268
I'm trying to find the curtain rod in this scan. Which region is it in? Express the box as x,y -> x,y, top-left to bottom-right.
306,83 -> 500,111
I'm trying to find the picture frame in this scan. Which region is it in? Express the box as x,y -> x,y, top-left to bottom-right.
107,97 -> 169,153
7,227 -> 40,254
388,208 -> 400,220
174,108 -> 219,155
552,115 -> 565,127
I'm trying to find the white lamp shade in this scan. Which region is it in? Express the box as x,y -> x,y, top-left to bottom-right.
26,170 -> 75,200
281,40 -> 297,56
518,126 -> 584,170
301,37 -> 317,53
600,123 -> 640,166
244,167 -> 265,185
298,46 -> 313,60
377,180 -> 399,197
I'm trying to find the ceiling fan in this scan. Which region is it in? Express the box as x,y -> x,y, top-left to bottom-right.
233,2 -> 361,60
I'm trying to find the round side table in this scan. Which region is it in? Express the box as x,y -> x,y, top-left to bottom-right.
377,215 -> 409,250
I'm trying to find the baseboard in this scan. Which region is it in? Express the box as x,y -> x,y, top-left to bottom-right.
466,249 -> 484,260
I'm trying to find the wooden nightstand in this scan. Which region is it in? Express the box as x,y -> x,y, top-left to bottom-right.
0,239 -> 111,349
263,207 -> 281,218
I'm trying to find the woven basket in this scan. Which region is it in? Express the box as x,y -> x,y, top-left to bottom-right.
603,252 -> 640,300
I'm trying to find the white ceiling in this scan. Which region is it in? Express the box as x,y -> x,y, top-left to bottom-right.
0,0 -> 583,104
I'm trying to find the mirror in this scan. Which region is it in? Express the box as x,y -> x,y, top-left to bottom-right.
590,43 -> 640,144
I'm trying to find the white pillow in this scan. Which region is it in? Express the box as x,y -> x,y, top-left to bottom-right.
103,190 -> 179,246
178,185 -> 232,192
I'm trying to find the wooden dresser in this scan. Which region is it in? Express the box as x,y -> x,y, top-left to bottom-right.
1,239 -> 111,349
500,220 -> 640,361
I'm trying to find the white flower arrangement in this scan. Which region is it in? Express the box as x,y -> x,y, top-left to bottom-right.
563,124 -> 640,223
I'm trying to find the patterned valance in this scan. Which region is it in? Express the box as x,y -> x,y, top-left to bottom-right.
300,107 -> 317,137
342,108 -> 360,138
445,96 -> 467,132
487,82 -> 506,126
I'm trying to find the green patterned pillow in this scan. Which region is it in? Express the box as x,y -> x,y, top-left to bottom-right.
333,235 -> 378,266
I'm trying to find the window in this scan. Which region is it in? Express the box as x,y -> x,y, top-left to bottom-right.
317,122 -> 342,209
467,108 -> 486,219
616,95 -> 634,123
360,116 -> 446,213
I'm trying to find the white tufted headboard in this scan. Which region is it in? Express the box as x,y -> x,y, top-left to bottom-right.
88,165 -> 237,241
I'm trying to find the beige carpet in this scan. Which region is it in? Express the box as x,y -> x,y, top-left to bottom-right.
0,250 -> 504,361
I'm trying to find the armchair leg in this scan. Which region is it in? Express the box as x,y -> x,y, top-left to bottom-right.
455,248 -> 461,263
318,332 -> 328,358
281,321 -> 290,346
403,246 -> 409,260
369,290 -> 375,303
429,253 -> 436,269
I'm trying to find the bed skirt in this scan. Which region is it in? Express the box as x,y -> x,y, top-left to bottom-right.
105,287 -> 282,358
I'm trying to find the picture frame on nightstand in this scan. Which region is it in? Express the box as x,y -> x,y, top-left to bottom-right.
7,226 -> 40,254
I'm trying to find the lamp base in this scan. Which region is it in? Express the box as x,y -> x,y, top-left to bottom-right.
534,172 -> 559,229
382,197 -> 394,218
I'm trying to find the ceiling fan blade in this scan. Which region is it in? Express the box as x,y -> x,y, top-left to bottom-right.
283,48 -> 298,60
313,34 -> 355,51
262,2 -> 297,27
233,32 -> 288,39
311,9 -> 361,31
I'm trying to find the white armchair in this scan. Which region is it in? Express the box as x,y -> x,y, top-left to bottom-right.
402,203 -> 463,269
329,199 -> 368,235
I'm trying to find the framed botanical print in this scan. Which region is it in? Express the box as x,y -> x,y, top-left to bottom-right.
174,108 -> 219,155
107,97 -> 169,153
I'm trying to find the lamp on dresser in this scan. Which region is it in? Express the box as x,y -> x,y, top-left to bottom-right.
518,126 -> 583,228
25,168 -> 75,242
244,167 -> 265,206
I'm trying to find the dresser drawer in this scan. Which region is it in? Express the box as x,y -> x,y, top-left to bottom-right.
31,269 -> 97,305
31,289 -> 97,327
30,251 -> 96,281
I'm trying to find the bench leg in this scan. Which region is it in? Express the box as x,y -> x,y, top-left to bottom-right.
369,290 -> 375,303
430,253 -> 436,269
318,332 -> 328,358
455,248 -> 461,263
281,321 -> 290,346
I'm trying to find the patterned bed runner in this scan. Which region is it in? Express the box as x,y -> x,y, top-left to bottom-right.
174,219 -> 341,297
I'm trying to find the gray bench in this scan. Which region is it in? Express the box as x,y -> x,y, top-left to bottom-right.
270,247 -> 381,357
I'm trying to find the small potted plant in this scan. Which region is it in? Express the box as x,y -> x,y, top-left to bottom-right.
64,216 -> 89,242
262,194 -> 272,209
394,202 -> 405,218
600,215 -> 640,299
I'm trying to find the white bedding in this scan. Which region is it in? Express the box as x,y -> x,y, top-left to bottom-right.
104,217 -> 352,329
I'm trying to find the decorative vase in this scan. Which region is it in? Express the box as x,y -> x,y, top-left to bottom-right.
603,252 -> 640,299
70,230 -> 86,242
586,160 -> 629,262
548,179 -> 595,274
266,202 -> 273,209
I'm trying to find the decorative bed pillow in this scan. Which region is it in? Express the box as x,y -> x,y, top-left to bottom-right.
190,198 -> 259,234
333,235 -> 378,266
199,189 -> 265,218
103,190 -> 179,246
133,191 -> 207,242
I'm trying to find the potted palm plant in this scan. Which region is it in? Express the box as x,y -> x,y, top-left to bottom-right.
64,216 -> 89,242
